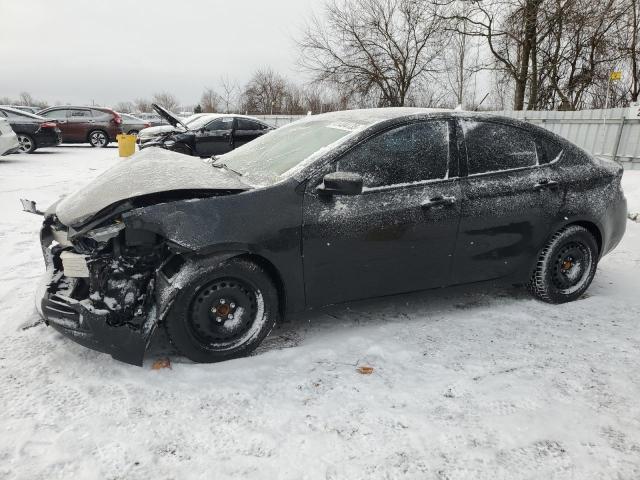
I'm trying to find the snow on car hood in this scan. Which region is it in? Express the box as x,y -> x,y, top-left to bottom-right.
55,148 -> 250,226
137,124 -> 180,139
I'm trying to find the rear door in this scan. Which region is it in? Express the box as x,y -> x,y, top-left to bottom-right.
41,109 -> 70,141
194,117 -> 234,156
234,118 -> 269,148
302,119 -> 462,307
66,108 -> 93,142
452,119 -> 565,284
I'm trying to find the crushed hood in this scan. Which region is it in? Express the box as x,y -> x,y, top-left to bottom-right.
56,148 -> 251,226
152,103 -> 187,130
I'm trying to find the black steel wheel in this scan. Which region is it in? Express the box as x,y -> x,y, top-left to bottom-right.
165,257 -> 278,363
529,225 -> 598,303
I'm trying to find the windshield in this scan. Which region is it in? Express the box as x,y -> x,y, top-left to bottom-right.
219,118 -> 365,185
187,115 -> 224,130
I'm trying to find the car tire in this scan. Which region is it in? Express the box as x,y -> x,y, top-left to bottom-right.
17,134 -> 36,154
528,225 -> 599,304
164,257 -> 278,363
88,130 -> 109,148
128,130 -> 139,136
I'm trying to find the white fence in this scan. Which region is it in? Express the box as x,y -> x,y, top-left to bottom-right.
501,107 -> 640,169
251,107 -> 640,169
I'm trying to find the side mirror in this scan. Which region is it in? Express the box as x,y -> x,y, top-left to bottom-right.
317,171 -> 363,196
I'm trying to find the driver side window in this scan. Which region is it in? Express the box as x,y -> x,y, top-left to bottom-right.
336,121 -> 450,189
205,117 -> 234,131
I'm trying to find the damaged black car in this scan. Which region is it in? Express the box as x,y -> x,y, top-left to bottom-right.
24,108 -> 627,366
139,103 -> 272,157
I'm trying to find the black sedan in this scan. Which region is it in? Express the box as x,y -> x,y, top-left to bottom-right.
139,103 -> 272,157
23,108 -> 627,365
0,107 -> 61,153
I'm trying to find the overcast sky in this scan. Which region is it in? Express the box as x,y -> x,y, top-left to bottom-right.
0,0 -> 316,107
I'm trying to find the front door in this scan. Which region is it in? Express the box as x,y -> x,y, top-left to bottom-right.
302,119 -> 462,308
452,120 -> 565,284
195,117 -> 235,157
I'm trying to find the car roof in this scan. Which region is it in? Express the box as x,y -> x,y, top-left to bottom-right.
0,106 -> 45,120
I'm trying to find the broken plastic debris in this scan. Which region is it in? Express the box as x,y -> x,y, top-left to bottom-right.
151,358 -> 171,370
356,365 -> 374,375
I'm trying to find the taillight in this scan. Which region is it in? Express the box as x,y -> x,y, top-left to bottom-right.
145,123 -> 151,128
40,122 -> 57,128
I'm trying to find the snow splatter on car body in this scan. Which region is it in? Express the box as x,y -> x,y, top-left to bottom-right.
23,108 -> 627,365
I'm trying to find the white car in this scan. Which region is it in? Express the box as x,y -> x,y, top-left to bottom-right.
0,117 -> 19,155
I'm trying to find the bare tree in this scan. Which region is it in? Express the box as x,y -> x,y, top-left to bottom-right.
151,92 -> 180,112
451,0 -> 544,111
114,101 -> 134,113
241,68 -> 288,114
200,88 -> 220,113
298,0 -> 446,107
441,2 -> 484,108
219,76 -> 239,113
622,0 -> 640,102
134,98 -> 153,113
538,0 -> 626,110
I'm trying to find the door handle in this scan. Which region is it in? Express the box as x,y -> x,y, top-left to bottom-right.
421,195 -> 456,209
533,179 -> 559,190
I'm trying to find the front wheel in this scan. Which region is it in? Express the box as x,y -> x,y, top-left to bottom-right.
528,225 -> 599,303
88,130 -> 109,148
165,258 -> 278,363
17,134 -> 36,153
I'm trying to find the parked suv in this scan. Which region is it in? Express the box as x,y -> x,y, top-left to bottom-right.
37,106 -> 123,147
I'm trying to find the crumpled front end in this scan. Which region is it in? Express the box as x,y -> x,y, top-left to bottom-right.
37,214 -> 167,365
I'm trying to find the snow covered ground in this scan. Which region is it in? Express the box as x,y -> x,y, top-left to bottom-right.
1,147 -> 639,480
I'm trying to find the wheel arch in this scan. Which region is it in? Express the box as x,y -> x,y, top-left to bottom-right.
157,249 -> 288,321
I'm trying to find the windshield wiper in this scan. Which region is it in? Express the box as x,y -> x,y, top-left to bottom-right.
211,157 -> 243,177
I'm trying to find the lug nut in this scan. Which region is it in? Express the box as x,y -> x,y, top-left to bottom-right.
216,316 -> 223,323
219,299 -> 226,305
230,302 -> 236,309
228,313 -> 234,320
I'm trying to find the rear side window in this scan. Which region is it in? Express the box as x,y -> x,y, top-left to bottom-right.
237,118 -> 264,130
337,120 -> 450,188
462,120 -> 538,174
68,109 -> 92,118
42,109 -> 67,120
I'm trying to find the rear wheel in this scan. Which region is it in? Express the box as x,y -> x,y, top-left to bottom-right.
17,134 -> 36,153
165,258 -> 278,363
88,130 -> 109,148
528,225 -> 599,303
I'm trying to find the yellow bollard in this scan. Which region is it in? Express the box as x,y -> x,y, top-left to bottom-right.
116,134 -> 137,158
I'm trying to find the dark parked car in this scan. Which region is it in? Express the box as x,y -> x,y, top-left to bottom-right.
0,106 -> 61,153
37,106 -> 123,147
139,103 -> 272,157
0,105 -> 42,115
120,113 -> 151,135
23,108 -> 627,366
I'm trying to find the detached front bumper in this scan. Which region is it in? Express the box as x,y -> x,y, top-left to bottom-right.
37,222 -> 155,366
